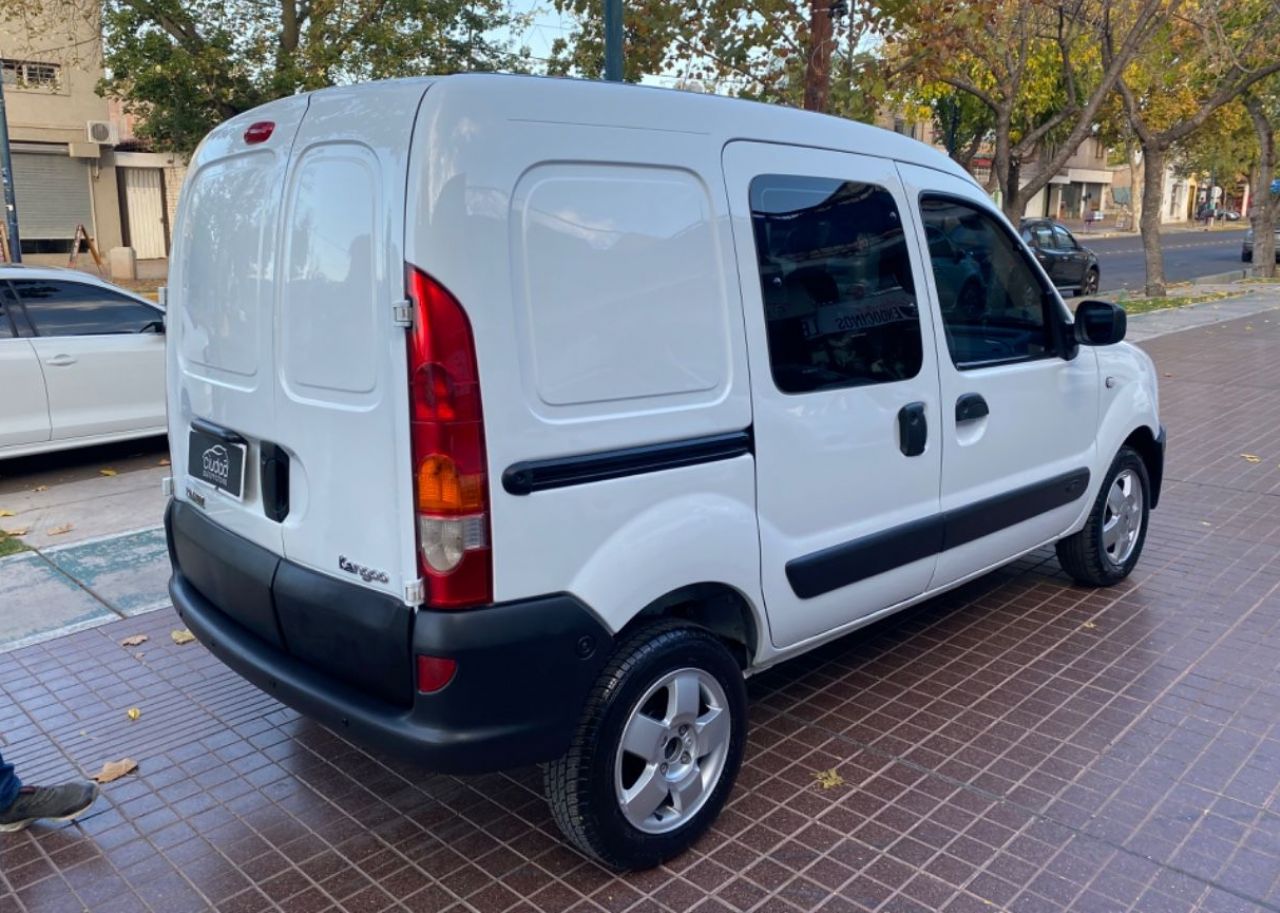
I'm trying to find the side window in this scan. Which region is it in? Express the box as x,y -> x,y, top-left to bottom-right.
919,196 -> 1055,368
1032,225 -> 1056,249
0,285 -> 16,338
750,175 -> 923,394
1052,225 -> 1078,250
11,280 -> 160,337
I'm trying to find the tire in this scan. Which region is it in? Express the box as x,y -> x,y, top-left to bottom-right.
1056,446 -> 1150,586
544,623 -> 747,870
1082,267 -> 1099,296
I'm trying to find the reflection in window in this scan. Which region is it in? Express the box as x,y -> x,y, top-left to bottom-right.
920,197 -> 1054,368
11,280 -> 160,337
749,175 -> 923,394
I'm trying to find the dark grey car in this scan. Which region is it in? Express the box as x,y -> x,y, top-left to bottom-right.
1020,219 -> 1101,296
1242,227 -> 1280,262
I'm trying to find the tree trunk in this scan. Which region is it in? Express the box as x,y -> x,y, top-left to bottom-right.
1244,95 -> 1276,278
802,0 -> 834,113
1128,145 -> 1142,232
1139,145 -> 1168,297
993,108 -> 1014,216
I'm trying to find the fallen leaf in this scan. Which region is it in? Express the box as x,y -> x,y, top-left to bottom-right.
171,629 -> 196,645
126,708 -> 141,721
1081,621 -> 1097,630
158,458 -> 171,466
92,758 -> 138,783
0,509 -> 15,517
2,526 -> 31,536
33,485 -> 48,492
46,523 -> 74,536
813,769 -> 844,790
119,634 -> 148,647
1201,521 -> 1212,527
99,468 -> 118,477
1242,454 -> 1262,463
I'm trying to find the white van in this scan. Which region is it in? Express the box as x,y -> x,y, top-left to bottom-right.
164,74 -> 1163,870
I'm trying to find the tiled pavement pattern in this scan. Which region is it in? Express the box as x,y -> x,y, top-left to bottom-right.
3,313 -> 1280,913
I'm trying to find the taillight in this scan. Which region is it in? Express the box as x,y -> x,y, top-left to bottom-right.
244,121 -> 275,144
406,267 -> 491,608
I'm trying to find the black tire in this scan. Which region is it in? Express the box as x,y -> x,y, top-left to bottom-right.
543,623 -> 747,870
1082,267 -> 1100,296
1056,446 -> 1150,586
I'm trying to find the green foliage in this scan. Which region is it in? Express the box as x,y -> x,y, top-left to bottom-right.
96,0 -> 532,153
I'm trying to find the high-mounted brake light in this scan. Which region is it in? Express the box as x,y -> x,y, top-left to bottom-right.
244,121 -> 275,144
406,267 -> 491,608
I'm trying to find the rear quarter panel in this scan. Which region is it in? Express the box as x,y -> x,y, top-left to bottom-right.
405,78 -> 763,637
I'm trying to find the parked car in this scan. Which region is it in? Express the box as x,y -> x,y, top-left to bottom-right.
0,265 -> 165,459
1242,226 -> 1280,262
165,75 -> 1164,870
1019,218 -> 1101,296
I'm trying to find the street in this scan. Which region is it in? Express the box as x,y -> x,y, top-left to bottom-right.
1087,228 -> 1249,292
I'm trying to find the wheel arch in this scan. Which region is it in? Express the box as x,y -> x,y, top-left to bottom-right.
1122,424 -> 1164,508
618,582 -> 762,669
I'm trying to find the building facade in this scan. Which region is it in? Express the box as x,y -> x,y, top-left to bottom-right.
2,11 -> 182,266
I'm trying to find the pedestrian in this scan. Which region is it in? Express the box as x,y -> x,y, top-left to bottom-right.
0,750 -> 98,833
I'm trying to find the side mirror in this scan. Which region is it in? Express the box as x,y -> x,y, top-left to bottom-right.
1074,300 -> 1126,346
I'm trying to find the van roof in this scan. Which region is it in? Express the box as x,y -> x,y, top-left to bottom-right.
279,73 -> 979,189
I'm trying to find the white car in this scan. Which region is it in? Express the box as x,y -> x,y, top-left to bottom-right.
164,75 -> 1164,870
1,265 -> 165,458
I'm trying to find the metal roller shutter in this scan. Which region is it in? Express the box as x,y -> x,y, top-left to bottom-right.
11,144 -> 93,240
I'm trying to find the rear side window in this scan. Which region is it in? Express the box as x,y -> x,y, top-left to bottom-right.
749,175 -> 922,394
11,280 -> 160,336
920,196 -> 1054,368
0,285 -> 16,338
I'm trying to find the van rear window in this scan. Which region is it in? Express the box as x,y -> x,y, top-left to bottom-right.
749,175 -> 923,395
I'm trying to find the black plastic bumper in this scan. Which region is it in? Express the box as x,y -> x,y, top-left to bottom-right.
165,500 -> 613,774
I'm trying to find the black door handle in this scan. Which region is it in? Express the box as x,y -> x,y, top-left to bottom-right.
956,393 -> 989,423
260,442 -> 290,522
898,402 -> 927,457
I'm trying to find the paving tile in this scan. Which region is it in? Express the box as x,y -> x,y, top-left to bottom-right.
0,552 -> 114,650
41,527 -> 170,616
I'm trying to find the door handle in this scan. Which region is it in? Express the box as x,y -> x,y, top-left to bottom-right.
898,402 -> 927,457
45,354 -> 77,367
956,393 -> 989,423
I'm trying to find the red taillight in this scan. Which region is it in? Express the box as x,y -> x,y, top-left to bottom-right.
244,121 -> 275,144
406,267 -> 491,608
416,655 -> 457,693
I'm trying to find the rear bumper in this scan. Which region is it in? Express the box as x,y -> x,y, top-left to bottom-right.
165,500 -> 612,774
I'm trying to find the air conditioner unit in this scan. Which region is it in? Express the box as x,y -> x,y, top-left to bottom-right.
86,120 -> 119,145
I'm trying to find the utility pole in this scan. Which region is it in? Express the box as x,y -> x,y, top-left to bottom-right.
0,74 -> 22,262
803,0 -> 836,113
603,0 -> 623,82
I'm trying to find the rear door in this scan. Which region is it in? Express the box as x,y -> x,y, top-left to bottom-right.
13,279 -> 165,440
724,142 -> 943,650
168,83 -> 425,599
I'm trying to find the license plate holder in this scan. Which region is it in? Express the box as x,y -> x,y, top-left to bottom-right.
187,426 -> 247,501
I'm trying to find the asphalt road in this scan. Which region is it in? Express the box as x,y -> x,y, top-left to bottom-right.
1085,227 -> 1249,292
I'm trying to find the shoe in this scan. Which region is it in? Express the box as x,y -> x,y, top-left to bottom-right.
0,782 -> 99,833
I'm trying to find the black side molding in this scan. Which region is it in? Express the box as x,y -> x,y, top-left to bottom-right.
786,468 -> 1091,599
503,429 -> 753,496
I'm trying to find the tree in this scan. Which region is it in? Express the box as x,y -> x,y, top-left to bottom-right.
1109,0 -> 1280,294
1242,84 -> 1278,277
545,0 -> 885,122
881,0 -> 1179,221
929,87 -> 996,173
4,0 -> 532,154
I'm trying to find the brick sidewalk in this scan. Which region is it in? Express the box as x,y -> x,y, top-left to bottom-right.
3,314 -> 1280,913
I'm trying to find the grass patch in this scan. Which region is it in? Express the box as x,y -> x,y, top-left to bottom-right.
1113,289 -> 1245,316
1234,276 -> 1280,285
0,531 -> 29,558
